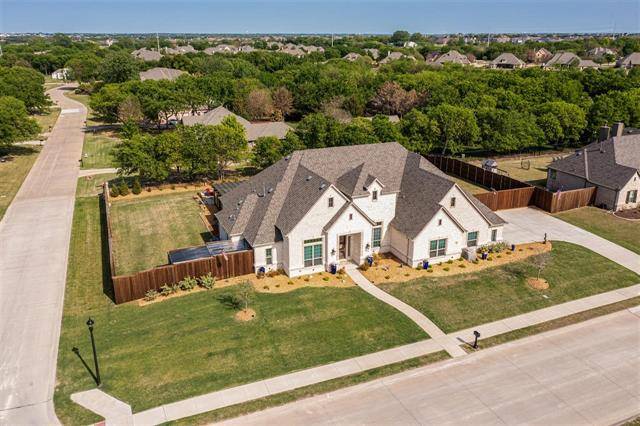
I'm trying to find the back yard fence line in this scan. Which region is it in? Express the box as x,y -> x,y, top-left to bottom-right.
102,182 -> 255,304
425,155 -> 597,213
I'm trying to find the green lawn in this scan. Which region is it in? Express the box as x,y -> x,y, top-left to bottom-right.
470,154 -> 556,187
0,145 -> 41,220
109,192 -> 215,275
76,173 -> 118,198
379,241 -> 639,333
55,197 -> 428,425
64,92 -> 102,127
555,207 -> 640,254
32,106 -> 61,137
81,133 -> 120,169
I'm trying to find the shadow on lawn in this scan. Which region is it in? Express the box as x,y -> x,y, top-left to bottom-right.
0,144 -> 39,158
99,196 -> 115,303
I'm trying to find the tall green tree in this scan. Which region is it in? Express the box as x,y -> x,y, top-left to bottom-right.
101,51 -> 138,83
428,104 -> 479,154
0,96 -> 41,154
0,66 -> 49,112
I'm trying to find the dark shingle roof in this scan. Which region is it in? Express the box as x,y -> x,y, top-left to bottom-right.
548,134 -> 640,189
215,143 -> 504,245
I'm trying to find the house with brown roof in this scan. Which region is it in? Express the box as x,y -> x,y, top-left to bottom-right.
547,123 -> 640,211
182,106 -> 293,143
131,48 -> 163,62
617,52 -> 640,69
490,53 -> 525,69
139,67 -> 185,81
528,47 -> 552,63
543,52 -> 599,70
215,142 -> 505,276
435,50 -> 471,65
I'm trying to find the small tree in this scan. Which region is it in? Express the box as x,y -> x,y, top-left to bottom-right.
238,280 -> 253,312
531,252 -> 551,280
118,180 -> 129,196
109,184 -> 120,198
132,177 -> 142,194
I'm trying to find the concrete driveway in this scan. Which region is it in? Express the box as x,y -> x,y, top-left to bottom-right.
0,86 -> 86,424
218,308 -> 640,425
499,207 -> 640,274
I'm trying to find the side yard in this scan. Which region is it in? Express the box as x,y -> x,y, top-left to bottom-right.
0,146 -> 41,220
469,154 -> 557,187
555,207 -> 640,255
378,241 -> 640,333
81,132 -> 120,169
55,197 -> 428,424
109,191 -> 213,275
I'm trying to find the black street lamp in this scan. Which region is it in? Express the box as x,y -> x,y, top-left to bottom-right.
86,318 -> 101,387
472,330 -> 481,349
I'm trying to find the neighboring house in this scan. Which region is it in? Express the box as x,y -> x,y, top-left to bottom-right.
490,53 -> 525,69
164,45 -> 197,55
182,106 -> 293,142
51,68 -> 70,80
528,47 -> 552,63
363,115 -> 400,123
588,47 -> 616,59
343,52 -> 362,62
435,50 -> 471,65
364,48 -> 380,60
618,52 -> 640,69
379,51 -> 415,64
204,44 -> 238,54
543,52 -> 597,69
131,48 -> 163,62
547,123 -> 640,211
403,41 -> 418,48
139,67 -> 185,81
215,142 -> 506,277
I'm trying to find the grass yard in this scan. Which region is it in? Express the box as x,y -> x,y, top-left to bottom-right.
449,176 -> 488,194
555,207 -> 640,254
0,146 -> 41,220
470,154 -> 557,187
110,192 -> 214,274
76,173 -> 119,198
81,133 -> 120,169
378,241 -> 640,333
55,197 -> 427,425
32,107 -> 61,137
64,92 -> 103,127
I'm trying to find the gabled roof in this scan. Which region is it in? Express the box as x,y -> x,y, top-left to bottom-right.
435,50 -> 470,65
491,53 -> 525,66
139,67 -> 185,81
131,48 -> 162,62
544,52 -> 581,67
216,143 -> 504,246
182,107 -> 292,141
618,52 -> 640,67
548,134 -> 640,190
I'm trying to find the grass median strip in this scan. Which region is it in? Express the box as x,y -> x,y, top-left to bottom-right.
461,296 -> 640,352
168,350 -> 450,426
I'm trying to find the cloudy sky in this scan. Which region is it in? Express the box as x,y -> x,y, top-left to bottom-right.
2,0 -> 638,34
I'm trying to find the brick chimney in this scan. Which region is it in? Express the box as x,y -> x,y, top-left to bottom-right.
612,122 -> 625,139
598,125 -> 611,142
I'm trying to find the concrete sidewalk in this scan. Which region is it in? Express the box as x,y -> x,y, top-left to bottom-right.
78,167 -> 118,177
0,85 -> 86,425
103,282 -> 638,425
346,265 -> 466,358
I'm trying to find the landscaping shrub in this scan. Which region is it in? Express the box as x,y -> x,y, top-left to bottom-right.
263,285 -> 269,290
427,269 -> 434,273
322,277 -> 330,281
266,270 -> 280,278
303,277 -> 310,282
109,185 -> 120,198
287,280 -> 294,285
144,289 -> 158,301
118,180 -> 129,196
446,259 -> 453,264
404,273 -> 410,277
458,264 -> 466,268
198,273 -> 215,289
159,284 -> 172,297
277,268 -> 286,275
358,263 -> 370,271
443,267 -> 450,271
385,275 -> 390,279
337,267 -> 346,275
487,256 -> 493,261
132,178 -> 142,195
179,276 -> 197,291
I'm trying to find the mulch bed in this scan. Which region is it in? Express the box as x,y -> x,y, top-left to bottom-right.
614,208 -> 640,220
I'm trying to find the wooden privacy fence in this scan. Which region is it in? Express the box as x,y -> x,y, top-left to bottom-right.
111,250 -> 255,304
426,155 -> 597,213
103,182 -> 255,304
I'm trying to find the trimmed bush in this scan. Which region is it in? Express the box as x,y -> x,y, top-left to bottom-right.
443,267 -> 450,271
109,185 -> 120,198
144,289 -> 158,301
198,273 -> 215,289
118,180 -> 129,196
132,178 -> 142,195
179,276 -> 197,291
358,263 -> 370,271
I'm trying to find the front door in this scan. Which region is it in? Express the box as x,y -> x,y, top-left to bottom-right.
338,235 -> 348,260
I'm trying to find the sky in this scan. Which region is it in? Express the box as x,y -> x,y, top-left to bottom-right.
1,0 -> 638,34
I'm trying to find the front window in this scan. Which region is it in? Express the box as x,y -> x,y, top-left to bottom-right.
303,238 -> 323,267
626,190 -> 638,203
450,197 -> 456,207
429,239 -> 447,257
328,197 -> 334,207
372,190 -> 378,201
491,229 -> 498,242
265,248 -> 273,265
467,231 -> 478,247
372,225 -> 382,248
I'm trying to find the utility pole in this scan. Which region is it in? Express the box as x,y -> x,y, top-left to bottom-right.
156,32 -> 160,51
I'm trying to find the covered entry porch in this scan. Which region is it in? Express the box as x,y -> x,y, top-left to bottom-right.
336,232 -> 363,265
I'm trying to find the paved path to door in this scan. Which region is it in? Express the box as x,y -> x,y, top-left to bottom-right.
346,265 -> 466,358
500,207 -> 640,274
0,85 -> 86,425
219,308 -> 640,426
